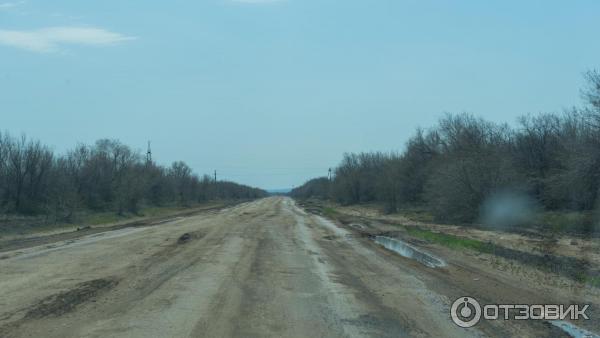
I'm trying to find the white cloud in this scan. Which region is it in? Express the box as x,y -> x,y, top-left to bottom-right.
0,1 -> 25,10
0,26 -> 136,52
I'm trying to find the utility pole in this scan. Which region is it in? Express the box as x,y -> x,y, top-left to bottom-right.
214,170 -> 218,199
146,141 -> 152,165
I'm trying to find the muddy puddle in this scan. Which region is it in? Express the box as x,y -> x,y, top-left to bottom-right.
373,236 -> 446,268
549,320 -> 599,338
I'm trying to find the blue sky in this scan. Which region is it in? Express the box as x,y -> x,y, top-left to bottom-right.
1,0 -> 600,190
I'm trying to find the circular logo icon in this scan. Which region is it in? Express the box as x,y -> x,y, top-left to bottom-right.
451,296 -> 481,328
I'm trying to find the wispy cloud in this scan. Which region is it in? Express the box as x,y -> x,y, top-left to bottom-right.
0,1 -> 25,10
0,27 -> 136,52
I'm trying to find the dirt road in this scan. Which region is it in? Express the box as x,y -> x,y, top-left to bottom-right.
0,197 -> 586,337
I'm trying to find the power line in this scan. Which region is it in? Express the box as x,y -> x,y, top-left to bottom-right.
201,166 -> 331,171
220,172 -> 328,177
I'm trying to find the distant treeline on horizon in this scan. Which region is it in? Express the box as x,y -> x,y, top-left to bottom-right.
292,70 -> 600,232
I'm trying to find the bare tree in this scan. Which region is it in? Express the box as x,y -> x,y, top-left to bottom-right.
0,133 -> 266,223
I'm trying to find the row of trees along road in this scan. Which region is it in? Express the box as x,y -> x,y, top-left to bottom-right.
0,137 -> 267,220
291,70 -> 600,231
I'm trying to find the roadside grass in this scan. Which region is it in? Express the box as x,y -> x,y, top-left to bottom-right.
404,226 -> 492,253
393,204 -> 597,237
0,203 -> 219,237
323,206 -> 338,218
84,212 -> 129,226
574,273 -> 600,288
61,204 -> 194,226
397,208 -> 599,237
405,225 -> 600,288
396,208 -> 435,223
535,210 -> 597,234
588,276 -> 600,288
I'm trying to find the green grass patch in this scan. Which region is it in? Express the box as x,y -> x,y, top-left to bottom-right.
574,272 -> 600,288
85,212 -> 127,225
588,277 -> 600,288
405,226 -> 492,253
535,210 -> 596,234
322,206 -> 338,218
397,208 -> 435,223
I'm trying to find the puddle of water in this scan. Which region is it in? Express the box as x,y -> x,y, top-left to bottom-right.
373,236 -> 446,268
348,223 -> 366,230
549,320 -> 599,338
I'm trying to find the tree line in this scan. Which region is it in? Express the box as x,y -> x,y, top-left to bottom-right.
0,136 -> 267,220
292,70 -> 600,226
